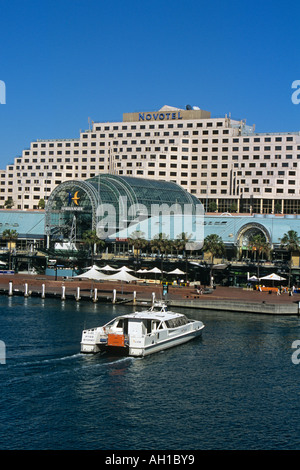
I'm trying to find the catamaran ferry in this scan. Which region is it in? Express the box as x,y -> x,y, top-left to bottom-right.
80,302 -> 204,357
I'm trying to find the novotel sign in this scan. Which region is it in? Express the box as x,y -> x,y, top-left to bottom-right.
139,111 -> 183,121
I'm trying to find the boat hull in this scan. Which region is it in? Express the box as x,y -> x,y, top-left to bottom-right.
130,326 -> 204,357
81,325 -> 204,357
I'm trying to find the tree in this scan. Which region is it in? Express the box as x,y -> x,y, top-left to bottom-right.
229,202 -> 238,213
128,230 -> 147,265
4,197 -> 14,209
203,234 -> 225,286
82,229 -> 105,264
150,232 -> 169,256
38,198 -> 45,209
281,230 -> 300,286
274,201 -> 282,214
248,233 -> 270,278
175,232 -> 193,281
150,233 -> 170,278
2,229 -> 18,269
208,201 -> 217,212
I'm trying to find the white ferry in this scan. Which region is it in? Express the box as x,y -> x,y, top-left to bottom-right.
80,302 -> 204,357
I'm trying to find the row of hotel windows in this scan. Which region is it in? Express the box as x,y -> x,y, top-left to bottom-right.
28,132 -> 296,148
19,151 -> 300,163
5,159 -> 300,176
3,158 -> 300,177
13,151 -> 300,171
2,186 -> 299,197
4,163 -> 300,178
1,170 -> 298,183
28,140 -> 298,151
24,145 -> 299,156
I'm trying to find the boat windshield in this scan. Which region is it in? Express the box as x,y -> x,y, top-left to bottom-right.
165,316 -> 189,328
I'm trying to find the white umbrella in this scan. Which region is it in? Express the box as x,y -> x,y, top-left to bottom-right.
260,273 -> 286,281
99,264 -> 117,271
117,265 -> 134,272
248,275 -> 259,281
74,267 -> 109,281
167,268 -> 186,275
137,268 -> 148,273
105,270 -> 138,282
83,264 -> 101,270
147,267 -> 163,273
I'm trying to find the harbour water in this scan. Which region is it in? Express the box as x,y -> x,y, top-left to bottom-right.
1,295 -> 300,450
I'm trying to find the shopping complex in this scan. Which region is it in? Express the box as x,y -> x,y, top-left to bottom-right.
0,103 -> 300,284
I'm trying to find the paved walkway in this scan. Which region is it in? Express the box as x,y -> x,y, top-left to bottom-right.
0,274 -> 298,306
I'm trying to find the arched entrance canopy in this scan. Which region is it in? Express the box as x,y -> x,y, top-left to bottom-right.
236,222 -> 272,255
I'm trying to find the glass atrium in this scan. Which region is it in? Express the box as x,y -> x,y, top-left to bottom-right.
45,174 -> 202,244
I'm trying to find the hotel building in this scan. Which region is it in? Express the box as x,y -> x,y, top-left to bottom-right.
2,104 -> 300,214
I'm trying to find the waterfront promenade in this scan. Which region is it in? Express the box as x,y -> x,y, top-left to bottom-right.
0,273 -> 299,315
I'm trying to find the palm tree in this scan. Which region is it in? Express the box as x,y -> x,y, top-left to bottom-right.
128,230 -> 147,266
203,234 -> 225,286
176,232 -> 193,281
281,230 -> 300,286
150,232 -> 169,256
82,229 -> 105,264
2,229 -> 18,269
150,233 -> 170,278
248,233 -> 270,278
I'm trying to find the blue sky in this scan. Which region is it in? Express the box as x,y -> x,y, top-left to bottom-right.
0,0 -> 299,167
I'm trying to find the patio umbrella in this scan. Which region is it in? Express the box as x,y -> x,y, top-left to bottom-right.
259,273 -> 286,281
105,270 -> 138,282
74,267 -> 109,281
117,265 -> 134,272
83,264 -> 101,270
99,264 -> 117,271
167,268 -> 186,275
147,267 -> 163,273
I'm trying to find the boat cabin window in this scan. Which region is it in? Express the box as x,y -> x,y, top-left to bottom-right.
115,319 -> 128,334
151,320 -> 164,332
145,320 -> 165,334
165,316 -> 188,329
146,320 -> 152,334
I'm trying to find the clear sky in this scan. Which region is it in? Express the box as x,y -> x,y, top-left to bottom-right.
0,0 -> 299,168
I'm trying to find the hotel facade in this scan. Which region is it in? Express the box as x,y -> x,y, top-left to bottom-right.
2,104 -> 300,214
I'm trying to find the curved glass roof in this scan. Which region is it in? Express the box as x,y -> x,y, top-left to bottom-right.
45,174 -> 202,242
87,174 -> 200,209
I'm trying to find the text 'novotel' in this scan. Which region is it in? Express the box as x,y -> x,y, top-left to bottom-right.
139,112 -> 183,121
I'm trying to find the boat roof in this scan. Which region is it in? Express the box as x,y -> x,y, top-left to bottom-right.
120,311 -> 184,321
115,305 -> 186,322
